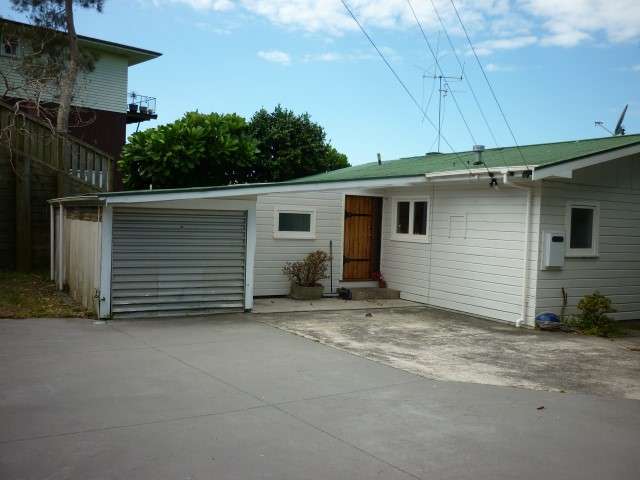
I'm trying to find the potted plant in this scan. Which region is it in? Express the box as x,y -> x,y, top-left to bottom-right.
282,250 -> 331,300
128,92 -> 138,113
372,271 -> 387,288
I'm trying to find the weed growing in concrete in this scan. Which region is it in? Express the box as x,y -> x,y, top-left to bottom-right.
564,292 -> 621,337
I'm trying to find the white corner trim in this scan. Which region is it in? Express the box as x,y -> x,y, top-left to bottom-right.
244,205 -> 257,311
98,205 -> 113,319
50,204 -> 55,281
57,204 -> 64,290
273,206 -> 317,240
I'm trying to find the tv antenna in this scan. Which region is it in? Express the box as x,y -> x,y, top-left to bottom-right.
595,104 -> 628,136
428,72 -> 463,152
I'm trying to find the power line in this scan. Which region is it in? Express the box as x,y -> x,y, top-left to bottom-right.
339,0 -> 474,173
448,0 -> 531,170
425,0 -> 510,168
406,0 -> 478,149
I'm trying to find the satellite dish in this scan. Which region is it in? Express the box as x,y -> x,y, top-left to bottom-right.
614,104 -> 628,136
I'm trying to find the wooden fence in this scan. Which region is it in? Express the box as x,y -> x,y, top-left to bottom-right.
0,101 -> 112,191
0,100 -> 113,270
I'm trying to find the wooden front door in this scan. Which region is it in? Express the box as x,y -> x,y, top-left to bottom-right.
343,195 -> 382,281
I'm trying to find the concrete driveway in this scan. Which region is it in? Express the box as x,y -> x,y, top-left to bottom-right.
1,315 -> 639,479
262,306 -> 640,400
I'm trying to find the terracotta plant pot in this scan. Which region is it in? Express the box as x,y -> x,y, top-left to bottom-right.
290,283 -> 324,300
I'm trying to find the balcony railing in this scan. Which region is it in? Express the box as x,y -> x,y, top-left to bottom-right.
127,93 -> 157,124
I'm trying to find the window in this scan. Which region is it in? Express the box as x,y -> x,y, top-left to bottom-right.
566,202 -> 599,257
396,201 -> 410,234
413,201 -> 428,235
392,197 -> 429,242
273,207 -> 316,239
1,36 -> 19,57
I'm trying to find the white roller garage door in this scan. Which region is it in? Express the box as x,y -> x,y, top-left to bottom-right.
111,208 -> 247,319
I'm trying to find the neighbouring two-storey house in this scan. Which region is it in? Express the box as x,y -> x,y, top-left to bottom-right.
0,18 -> 161,270
0,17 -> 161,159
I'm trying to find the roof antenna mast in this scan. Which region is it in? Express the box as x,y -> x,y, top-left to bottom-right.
430,73 -> 463,152
595,104 -> 628,136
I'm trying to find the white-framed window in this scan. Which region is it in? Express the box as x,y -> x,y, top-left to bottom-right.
565,202 -> 599,257
1,35 -> 19,57
391,197 -> 430,242
273,207 -> 316,239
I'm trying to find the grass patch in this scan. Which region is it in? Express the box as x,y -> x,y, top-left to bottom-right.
0,270 -> 89,319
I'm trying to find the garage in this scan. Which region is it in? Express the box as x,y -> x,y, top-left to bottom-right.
110,208 -> 248,319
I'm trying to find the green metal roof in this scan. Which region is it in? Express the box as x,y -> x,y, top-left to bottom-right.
55,133 -> 640,202
291,133 -> 640,184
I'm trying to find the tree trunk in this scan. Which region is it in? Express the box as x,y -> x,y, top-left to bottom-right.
56,0 -> 79,135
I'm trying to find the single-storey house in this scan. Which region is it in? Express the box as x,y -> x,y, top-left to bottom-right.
49,134 -> 640,325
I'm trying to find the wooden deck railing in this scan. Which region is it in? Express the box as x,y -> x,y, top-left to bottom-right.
0,100 -> 112,191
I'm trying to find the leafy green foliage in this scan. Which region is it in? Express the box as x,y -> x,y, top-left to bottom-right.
564,292 -> 620,337
118,106 -> 349,190
11,1 -> 104,29
118,112 -> 258,189
282,250 -> 331,287
249,105 -> 349,182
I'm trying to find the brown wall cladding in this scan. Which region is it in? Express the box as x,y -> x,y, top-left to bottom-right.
0,153 -> 98,271
30,162 -> 58,268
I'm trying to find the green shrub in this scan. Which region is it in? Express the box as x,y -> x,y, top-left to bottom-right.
282,251 -> 331,287
564,292 -> 620,337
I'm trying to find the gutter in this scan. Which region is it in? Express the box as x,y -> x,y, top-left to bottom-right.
425,167 -> 531,184
502,173 -> 535,327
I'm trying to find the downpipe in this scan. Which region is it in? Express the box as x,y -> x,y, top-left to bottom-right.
502,173 -> 534,328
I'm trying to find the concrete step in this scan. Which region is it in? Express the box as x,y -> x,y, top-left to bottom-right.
348,287 -> 401,300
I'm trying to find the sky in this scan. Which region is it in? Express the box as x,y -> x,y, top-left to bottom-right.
2,0 -> 639,166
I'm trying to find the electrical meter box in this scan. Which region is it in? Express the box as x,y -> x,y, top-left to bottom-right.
542,231 -> 565,269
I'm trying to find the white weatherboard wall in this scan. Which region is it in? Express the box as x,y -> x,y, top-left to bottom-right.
536,156 -> 640,321
0,50 -> 128,113
63,216 -> 102,313
380,182 -> 541,325
254,192 -> 344,296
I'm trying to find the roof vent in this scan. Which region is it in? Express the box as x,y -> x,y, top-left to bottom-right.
473,144 -> 485,166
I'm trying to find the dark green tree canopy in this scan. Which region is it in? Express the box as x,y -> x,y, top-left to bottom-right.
10,0 -> 104,29
249,105 -> 348,182
118,106 -> 349,190
119,111 -> 258,189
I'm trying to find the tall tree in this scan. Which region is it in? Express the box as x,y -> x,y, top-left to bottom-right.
249,105 -> 349,182
118,107 -> 350,190
9,0 -> 104,133
118,111 -> 258,190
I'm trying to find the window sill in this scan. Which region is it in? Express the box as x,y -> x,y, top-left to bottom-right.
273,233 -> 316,240
390,235 -> 430,244
565,251 -> 599,258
